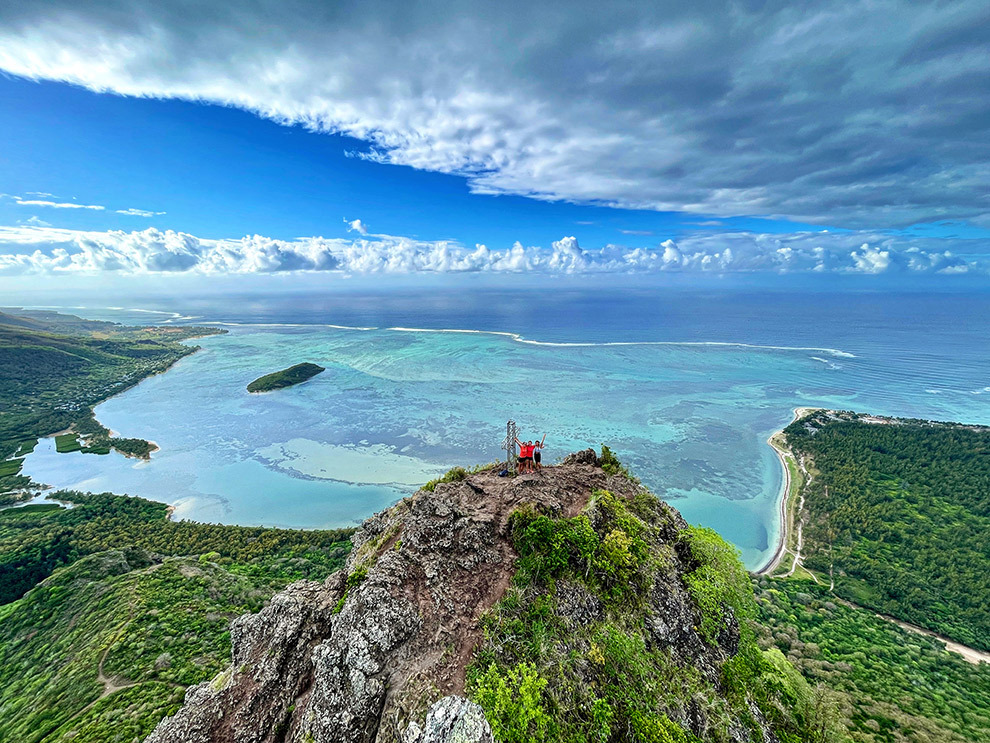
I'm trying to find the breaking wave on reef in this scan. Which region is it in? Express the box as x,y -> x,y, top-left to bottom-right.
200,321 -> 859,358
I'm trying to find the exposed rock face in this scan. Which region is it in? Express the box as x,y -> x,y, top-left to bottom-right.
403,696 -> 494,743
146,450 -> 779,743
147,452 -> 618,743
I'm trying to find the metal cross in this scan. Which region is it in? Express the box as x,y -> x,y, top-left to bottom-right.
500,419 -> 518,473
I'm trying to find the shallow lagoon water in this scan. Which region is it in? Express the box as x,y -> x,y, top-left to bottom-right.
19,290 -> 990,570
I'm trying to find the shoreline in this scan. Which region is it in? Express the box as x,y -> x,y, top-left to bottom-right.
753,407 -> 820,575
18,328 -> 225,498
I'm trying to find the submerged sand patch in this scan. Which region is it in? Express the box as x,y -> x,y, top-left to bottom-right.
257,438 -> 442,486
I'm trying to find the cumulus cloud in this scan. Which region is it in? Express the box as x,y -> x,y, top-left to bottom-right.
0,225 -> 983,277
345,218 -> 369,235
0,1 -> 987,227
116,207 -> 166,217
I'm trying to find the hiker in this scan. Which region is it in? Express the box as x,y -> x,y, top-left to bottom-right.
532,434 -> 546,470
515,437 -> 533,473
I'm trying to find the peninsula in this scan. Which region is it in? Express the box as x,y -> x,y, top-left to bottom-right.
759,408 -> 990,653
751,409 -> 990,742
246,362 -> 325,392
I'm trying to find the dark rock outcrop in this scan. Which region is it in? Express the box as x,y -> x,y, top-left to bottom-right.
147,452 -> 619,743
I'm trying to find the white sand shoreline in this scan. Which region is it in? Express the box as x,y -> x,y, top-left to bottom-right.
754,407 -> 821,575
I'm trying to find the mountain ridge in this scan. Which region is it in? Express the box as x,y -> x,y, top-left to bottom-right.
146,450 -> 829,743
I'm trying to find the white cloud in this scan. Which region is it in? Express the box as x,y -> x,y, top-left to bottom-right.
19,216 -> 52,227
0,225 -> 983,277
0,1 -> 987,227
345,218 -> 369,235
13,197 -> 104,210
116,207 -> 166,217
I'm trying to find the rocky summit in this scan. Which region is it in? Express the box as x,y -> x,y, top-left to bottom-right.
146,450 -> 823,743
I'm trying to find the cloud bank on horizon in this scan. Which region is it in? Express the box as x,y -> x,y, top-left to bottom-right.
0,225 -> 980,276
1,0 -> 988,230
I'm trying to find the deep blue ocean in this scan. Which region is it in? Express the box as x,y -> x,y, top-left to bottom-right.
16,285 -> 990,569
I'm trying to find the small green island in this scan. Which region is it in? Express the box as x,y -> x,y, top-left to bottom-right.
246,362 -> 325,393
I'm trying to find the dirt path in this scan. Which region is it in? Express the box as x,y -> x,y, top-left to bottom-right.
95,622 -> 138,698
833,598 -> 990,666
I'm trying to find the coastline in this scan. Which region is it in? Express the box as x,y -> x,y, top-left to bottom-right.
41,328 -> 222,447
753,407 -> 820,575
15,328 -> 225,501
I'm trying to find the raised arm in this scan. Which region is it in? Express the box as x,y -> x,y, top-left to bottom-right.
540,434 -> 547,447
515,437 -> 524,447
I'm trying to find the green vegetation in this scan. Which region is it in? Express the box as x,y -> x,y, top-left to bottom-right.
467,487 -> 835,743
422,462 -> 499,491
55,433 -> 82,453
0,309 -> 224,495
246,362 -> 325,392
681,526 -> 755,645
600,444 -> 636,481
0,490 -> 353,605
423,466 -> 469,492
2,551 -> 288,743
69,408 -> 156,458
782,411 -> 990,650
755,578 -> 990,743
0,491 -> 353,743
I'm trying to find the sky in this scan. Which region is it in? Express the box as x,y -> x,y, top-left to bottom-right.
0,0 -> 988,284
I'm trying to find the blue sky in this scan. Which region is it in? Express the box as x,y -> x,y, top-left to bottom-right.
0,1 -> 988,282
0,76 -> 821,248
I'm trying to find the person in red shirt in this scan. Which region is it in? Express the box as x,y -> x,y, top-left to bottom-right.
515,437 -> 533,473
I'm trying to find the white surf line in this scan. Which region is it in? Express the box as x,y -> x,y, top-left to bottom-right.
206,321 -> 379,331
387,326 -> 856,357
38,308 -> 858,358
21,304 -> 186,320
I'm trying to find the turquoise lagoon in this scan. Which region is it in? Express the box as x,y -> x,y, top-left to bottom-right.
18,291 -> 990,570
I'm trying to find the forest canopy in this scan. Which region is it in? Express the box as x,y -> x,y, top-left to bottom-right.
783,411 -> 990,651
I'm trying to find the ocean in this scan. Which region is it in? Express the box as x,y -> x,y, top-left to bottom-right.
16,284 -> 990,569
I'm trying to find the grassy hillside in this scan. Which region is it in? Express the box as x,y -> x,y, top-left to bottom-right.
755,578 -> 990,743
467,483 -> 838,743
1,551 -> 290,743
0,494 -> 353,743
0,492 -> 353,605
246,362 -> 325,392
782,411 -> 990,650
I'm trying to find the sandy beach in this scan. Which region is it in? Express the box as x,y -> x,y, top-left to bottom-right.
753,407 -> 820,575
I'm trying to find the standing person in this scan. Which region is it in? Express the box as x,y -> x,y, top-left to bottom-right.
515,437 -> 533,473
533,434 -> 546,471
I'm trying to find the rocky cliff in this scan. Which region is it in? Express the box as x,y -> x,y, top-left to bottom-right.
146,451 -> 823,743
